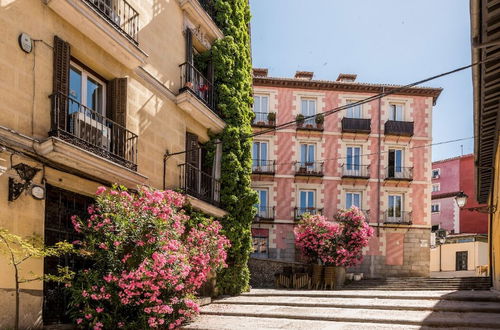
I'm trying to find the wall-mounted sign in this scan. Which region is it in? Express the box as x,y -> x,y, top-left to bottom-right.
18,33 -> 33,54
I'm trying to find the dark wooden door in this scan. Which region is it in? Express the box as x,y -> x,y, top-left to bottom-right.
456,251 -> 468,271
43,185 -> 93,325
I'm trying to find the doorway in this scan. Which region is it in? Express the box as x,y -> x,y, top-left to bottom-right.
456,251 -> 468,271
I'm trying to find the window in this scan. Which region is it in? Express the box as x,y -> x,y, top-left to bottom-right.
387,194 -> 403,220
300,144 -> 315,167
388,149 -> 404,177
346,146 -> 361,172
346,100 -> 362,119
252,141 -> 268,168
432,169 -> 440,179
431,204 -> 440,213
431,224 -> 440,232
252,236 -> 268,258
69,62 -> 106,115
255,189 -> 269,218
301,99 -> 316,125
346,192 -> 362,208
389,104 -> 403,121
253,95 -> 269,114
432,184 -> 440,192
299,190 -> 315,215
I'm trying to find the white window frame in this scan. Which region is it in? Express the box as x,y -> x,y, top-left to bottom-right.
389,103 -> 404,121
255,188 -> 269,218
301,98 -> 317,125
299,143 -> 315,166
253,94 -> 269,114
69,61 -> 107,116
432,183 -> 440,192
431,203 -> 440,213
432,168 -> 441,179
387,194 -> 404,221
346,191 -> 362,209
298,189 -> 316,216
346,100 -> 362,119
388,148 -> 405,178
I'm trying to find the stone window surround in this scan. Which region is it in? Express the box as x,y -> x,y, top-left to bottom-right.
253,88 -> 278,115
431,202 -> 441,213
292,91 -> 325,117
384,96 -> 414,122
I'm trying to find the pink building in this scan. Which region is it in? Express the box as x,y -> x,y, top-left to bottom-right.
431,154 -> 488,234
250,69 -> 441,277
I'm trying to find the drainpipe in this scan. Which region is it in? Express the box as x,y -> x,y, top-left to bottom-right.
376,88 -> 384,237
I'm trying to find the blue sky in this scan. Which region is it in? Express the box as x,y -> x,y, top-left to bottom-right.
249,0 -> 473,162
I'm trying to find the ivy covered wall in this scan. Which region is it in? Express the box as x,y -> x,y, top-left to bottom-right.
211,0 -> 257,294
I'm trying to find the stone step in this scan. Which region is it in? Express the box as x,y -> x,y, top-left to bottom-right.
199,304 -> 500,328
212,295 -> 500,313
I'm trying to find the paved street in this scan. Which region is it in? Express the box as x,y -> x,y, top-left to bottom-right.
185,289 -> 500,329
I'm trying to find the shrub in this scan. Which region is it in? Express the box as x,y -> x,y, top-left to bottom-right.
296,113 -> 305,125
267,112 -> 276,122
68,186 -> 230,329
315,113 -> 324,125
294,214 -> 339,264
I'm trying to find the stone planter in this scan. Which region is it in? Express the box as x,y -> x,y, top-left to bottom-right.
353,274 -> 362,281
346,273 -> 354,281
323,266 -> 336,290
310,264 -> 323,289
334,266 -> 346,288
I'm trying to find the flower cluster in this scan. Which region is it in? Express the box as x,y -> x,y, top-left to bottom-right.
294,207 -> 374,267
68,186 -> 230,329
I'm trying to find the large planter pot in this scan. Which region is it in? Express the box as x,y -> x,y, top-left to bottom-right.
323,266 -> 336,290
334,266 -> 346,288
310,264 -> 323,290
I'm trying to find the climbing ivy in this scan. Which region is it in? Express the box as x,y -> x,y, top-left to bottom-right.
210,0 -> 257,294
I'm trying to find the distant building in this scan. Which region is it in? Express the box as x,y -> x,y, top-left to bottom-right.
430,234 -> 488,273
250,69 -> 442,278
431,154 -> 488,234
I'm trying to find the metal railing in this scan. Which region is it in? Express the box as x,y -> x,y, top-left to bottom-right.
252,112 -> 276,127
180,62 -> 215,111
294,161 -> 324,176
84,0 -> 139,44
384,210 -> 412,224
179,163 -> 221,207
252,160 -> 275,174
295,207 -> 323,220
341,164 -> 370,178
296,121 -> 323,131
341,117 -> 371,133
254,206 -> 275,220
386,166 -> 413,180
384,120 -> 414,136
49,92 -> 138,170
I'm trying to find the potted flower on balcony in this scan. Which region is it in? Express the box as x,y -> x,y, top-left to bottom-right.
267,112 -> 276,126
296,113 -> 305,127
315,113 -> 325,129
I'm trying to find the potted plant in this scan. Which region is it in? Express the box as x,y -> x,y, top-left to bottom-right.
315,113 -> 324,128
296,113 -> 305,127
267,112 -> 276,126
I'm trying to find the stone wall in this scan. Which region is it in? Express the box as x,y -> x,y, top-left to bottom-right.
248,257 -> 309,288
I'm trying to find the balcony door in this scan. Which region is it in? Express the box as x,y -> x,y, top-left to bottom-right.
300,144 -> 315,170
387,194 -> 403,222
69,62 -> 106,116
347,101 -> 362,118
253,95 -> 269,123
253,141 -> 268,170
388,149 -> 403,177
255,189 -> 269,218
299,190 -> 315,216
301,99 -> 316,125
389,104 -> 403,121
346,192 -> 361,209
346,146 -> 361,175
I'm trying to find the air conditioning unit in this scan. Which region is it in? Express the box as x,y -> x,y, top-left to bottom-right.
71,112 -> 111,151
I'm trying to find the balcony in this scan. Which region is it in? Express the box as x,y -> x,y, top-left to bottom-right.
179,163 -> 221,207
252,112 -> 276,128
180,62 -> 215,110
341,117 -> 371,133
296,121 -> 323,132
179,0 -> 223,50
84,0 -> 139,44
294,207 -> 323,220
294,162 -> 324,177
384,211 -> 412,224
384,120 -> 414,136
252,160 -> 275,175
49,92 -> 138,171
341,164 -> 370,179
385,166 -> 413,181
254,206 -> 275,221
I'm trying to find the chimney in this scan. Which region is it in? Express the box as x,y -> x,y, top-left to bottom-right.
336,73 -> 357,82
253,68 -> 268,77
294,71 -> 314,80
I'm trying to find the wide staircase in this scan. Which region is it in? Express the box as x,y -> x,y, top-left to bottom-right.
344,276 -> 491,291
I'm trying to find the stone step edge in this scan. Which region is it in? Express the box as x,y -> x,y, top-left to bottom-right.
200,310 -> 500,328
241,292 -> 500,301
212,300 -> 500,313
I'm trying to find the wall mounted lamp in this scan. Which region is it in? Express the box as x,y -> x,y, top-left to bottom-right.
454,191 -> 497,214
8,163 -> 42,201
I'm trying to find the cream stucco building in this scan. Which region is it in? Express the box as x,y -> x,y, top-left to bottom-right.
0,0 -> 227,327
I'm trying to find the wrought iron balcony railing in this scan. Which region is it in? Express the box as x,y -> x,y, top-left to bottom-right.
341,164 -> 370,178
294,207 -> 323,220
294,161 -> 324,176
254,206 -> 275,220
252,160 -> 275,174
252,112 -> 276,127
296,121 -> 323,131
179,163 -> 221,207
384,210 -> 412,224
84,0 -> 139,44
341,117 -> 371,133
49,92 -> 138,170
180,62 -> 215,112
386,166 -> 413,181
384,120 -> 414,136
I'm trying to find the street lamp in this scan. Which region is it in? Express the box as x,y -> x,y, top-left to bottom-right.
455,191 -> 468,208
454,191 -> 497,214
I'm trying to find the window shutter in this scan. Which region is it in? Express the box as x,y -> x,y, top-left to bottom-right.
185,132 -> 199,168
185,28 -> 193,64
107,78 -> 127,127
52,36 -> 70,130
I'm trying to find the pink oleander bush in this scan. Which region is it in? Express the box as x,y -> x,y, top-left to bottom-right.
294,207 -> 374,267
68,186 -> 230,329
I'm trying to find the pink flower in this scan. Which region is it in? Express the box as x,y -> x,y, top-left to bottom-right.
113,241 -> 121,247
76,318 -> 83,324
85,313 -> 92,320
96,186 -> 106,195
96,307 -> 104,313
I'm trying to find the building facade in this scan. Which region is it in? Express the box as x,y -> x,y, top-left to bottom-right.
430,234 -> 488,273
0,0 -> 228,327
431,154 -> 488,234
250,69 -> 441,278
